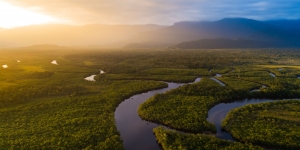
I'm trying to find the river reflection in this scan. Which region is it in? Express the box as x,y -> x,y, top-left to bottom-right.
51,60 -> 58,65
84,70 -> 105,81
210,77 -> 226,86
84,75 -> 97,81
269,73 -> 276,77
2,64 -> 8,68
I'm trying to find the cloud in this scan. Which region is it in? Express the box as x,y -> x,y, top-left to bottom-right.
2,0 -> 300,25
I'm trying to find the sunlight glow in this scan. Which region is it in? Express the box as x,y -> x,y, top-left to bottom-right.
0,2 -> 58,28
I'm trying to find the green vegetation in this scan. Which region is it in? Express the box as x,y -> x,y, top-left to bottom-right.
140,68 -> 212,76
2,48 -> 300,149
138,78 -> 249,133
102,73 -> 197,83
217,77 -> 261,90
0,80 -> 166,149
223,100 -> 300,149
154,127 -> 263,150
22,66 -> 46,72
0,48 -> 168,149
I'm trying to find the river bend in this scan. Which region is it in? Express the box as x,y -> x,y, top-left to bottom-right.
115,78 -> 280,149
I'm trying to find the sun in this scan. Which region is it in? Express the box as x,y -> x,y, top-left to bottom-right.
0,1 -> 59,28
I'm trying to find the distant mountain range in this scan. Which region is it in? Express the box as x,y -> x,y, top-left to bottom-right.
131,18 -> 300,49
0,24 -> 164,48
1,18 -> 300,49
22,44 -> 68,49
265,20 -> 300,30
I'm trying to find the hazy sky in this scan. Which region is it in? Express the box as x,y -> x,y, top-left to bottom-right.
0,0 -> 300,28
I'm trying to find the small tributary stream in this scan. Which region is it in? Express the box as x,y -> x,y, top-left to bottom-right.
114,78 -> 279,150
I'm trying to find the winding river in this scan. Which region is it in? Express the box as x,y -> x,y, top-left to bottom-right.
115,78 -> 201,150
114,78 -> 276,149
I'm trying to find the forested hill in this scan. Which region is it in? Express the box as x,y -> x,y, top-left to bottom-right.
168,38 -> 276,49
265,20 -> 300,30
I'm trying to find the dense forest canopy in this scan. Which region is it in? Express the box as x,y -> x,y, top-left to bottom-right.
1,48 -> 300,149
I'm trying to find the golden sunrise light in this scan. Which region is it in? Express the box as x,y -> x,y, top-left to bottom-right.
0,1 -> 58,28
1,0 -> 300,150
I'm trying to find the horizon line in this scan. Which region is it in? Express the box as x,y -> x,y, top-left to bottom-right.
1,17 -> 300,29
